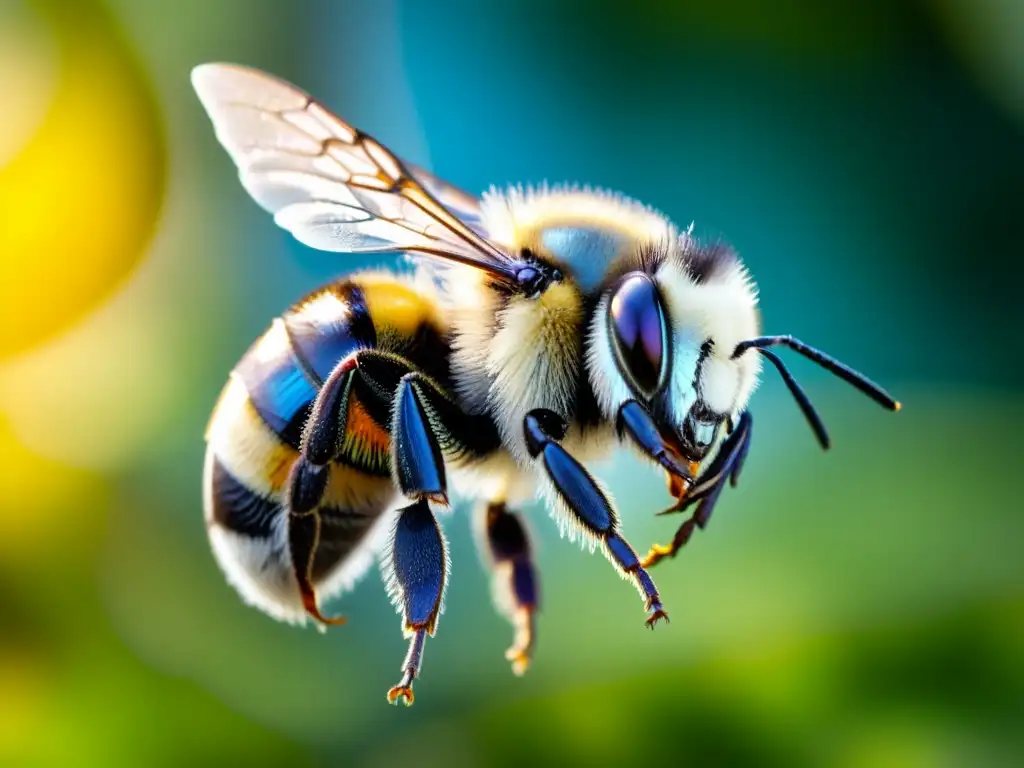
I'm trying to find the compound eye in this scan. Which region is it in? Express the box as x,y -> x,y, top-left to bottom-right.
609,272 -> 668,397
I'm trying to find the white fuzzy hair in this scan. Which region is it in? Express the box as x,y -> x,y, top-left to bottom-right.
202,446 -> 394,626
479,182 -> 675,252
655,248 -> 762,419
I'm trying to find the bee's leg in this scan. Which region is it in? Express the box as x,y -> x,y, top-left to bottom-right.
642,411 -> 753,568
524,409 -> 669,628
390,372 -> 447,504
286,355 -> 361,626
475,501 -> 539,675
285,354 -> 420,626
616,400 -> 697,483
351,351 -> 501,505
383,497 -> 448,706
286,350 -> 494,629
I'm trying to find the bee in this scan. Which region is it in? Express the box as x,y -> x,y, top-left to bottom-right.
193,63 -> 900,706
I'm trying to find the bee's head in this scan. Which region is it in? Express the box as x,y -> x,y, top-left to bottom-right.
587,240 -> 761,466
588,238 -> 900,480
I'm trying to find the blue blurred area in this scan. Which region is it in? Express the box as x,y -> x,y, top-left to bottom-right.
396,0 -> 1024,388
1,0 -> 1022,765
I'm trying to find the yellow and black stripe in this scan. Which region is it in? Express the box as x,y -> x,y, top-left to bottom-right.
204,273 -> 450,601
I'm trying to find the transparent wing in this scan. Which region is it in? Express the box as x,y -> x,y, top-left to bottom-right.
191,63 -> 512,279
406,161 -> 488,240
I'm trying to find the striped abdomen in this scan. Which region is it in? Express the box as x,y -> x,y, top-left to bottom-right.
203,273 -> 450,623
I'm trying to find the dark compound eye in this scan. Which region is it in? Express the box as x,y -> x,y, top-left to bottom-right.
608,272 -> 668,397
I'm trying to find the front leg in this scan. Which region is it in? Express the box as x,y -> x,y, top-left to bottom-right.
524,409 -> 668,627
642,411 -> 753,568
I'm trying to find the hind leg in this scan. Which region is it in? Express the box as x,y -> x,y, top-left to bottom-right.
474,501 -> 539,676
285,355 -> 364,626
286,349 -> 495,626
382,497 -> 448,706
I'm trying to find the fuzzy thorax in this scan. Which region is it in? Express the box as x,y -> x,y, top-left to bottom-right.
486,281 -> 584,462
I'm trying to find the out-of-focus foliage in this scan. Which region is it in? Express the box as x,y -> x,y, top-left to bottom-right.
0,1 -> 1020,766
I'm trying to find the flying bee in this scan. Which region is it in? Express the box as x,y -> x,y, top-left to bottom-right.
193,63 -> 900,706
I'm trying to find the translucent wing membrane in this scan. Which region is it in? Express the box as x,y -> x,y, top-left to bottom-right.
191,63 -> 512,279
406,162 -> 489,240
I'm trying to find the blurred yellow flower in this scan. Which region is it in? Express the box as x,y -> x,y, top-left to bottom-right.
0,0 -> 164,360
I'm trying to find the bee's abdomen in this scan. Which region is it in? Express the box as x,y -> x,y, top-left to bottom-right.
233,281 -> 376,451
203,274 -> 449,623
206,441 -> 384,576
207,455 -> 278,538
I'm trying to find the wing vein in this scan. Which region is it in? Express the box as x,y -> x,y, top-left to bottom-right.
191,62 -> 516,282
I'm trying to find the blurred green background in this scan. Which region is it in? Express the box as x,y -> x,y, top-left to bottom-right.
1,0 -> 1022,765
